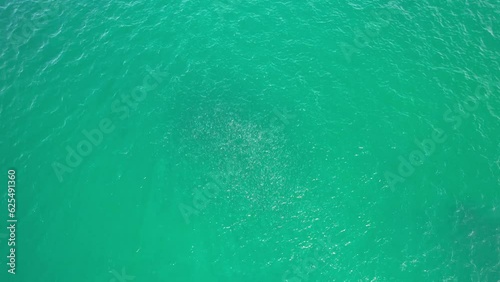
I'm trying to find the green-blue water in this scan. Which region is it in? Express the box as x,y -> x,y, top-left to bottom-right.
0,0 -> 499,281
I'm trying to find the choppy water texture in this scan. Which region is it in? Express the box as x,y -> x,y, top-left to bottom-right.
0,0 -> 499,281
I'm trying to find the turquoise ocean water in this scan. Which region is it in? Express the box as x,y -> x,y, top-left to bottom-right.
0,0 -> 499,281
